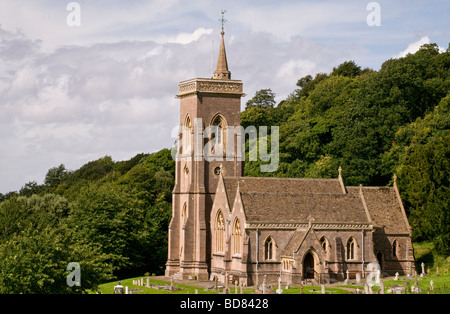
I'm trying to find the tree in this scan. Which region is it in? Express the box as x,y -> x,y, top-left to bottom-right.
245,89 -> 276,110
45,164 -> 70,188
68,182 -> 151,277
0,194 -> 113,293
19,181 -> 44,197
331,60 -> 362,78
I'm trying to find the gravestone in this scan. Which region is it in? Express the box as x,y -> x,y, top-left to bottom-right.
276,277 -> 283,294
355,273 -> 361,285
364,283 -> 370,294
344,269 -> 349,284
262,275 -> 267,294
394,272 -> 399,281
420,262 -> 426,277
321,285 -> 326,294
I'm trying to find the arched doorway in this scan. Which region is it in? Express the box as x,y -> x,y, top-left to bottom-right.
303,252 -> 315,279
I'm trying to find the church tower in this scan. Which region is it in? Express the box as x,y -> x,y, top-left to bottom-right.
165,21 -> 245,280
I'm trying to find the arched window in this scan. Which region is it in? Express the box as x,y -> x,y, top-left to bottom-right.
182,203 -> 187,224
216,211 -> 225,253
392,240 -> 397,258
210,114 -> 226,155
346,237 -> 356,260
320,236 -> 328,252
182,115 -> 192,155
265,237 -> 274,260
233,219 -> 241,255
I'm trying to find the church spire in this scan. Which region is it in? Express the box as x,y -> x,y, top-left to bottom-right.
213,10 -> 231,80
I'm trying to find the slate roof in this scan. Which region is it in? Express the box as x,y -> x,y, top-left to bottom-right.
347,186 -> 411,234
240,192 -> 369,224
221,176 -> 410,234
281,229 -> 308,257
222,176 -> 343,210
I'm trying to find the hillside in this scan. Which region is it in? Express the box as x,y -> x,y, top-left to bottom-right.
0,43 -> 448,293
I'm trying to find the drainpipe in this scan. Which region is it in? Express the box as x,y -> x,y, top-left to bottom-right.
362,230 -> 365,278
256,229 -> 259,288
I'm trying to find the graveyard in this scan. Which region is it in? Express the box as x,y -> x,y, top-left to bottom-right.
95,270 -> 450,294
95,241 -> 449,295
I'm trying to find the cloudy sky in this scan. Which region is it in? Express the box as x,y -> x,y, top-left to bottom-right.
0,0 -> 449,193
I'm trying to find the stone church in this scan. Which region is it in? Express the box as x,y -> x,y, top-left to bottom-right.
165,29 -> 415,285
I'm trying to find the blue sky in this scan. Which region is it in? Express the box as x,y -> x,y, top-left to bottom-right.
0,0 -> 449,193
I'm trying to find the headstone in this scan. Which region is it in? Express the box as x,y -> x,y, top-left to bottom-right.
262,275 -> 267,294
276,277 -> 283,294
235,281 -> 238,294
394,272 -> 399,281
113,281 -> 124,294
379,281 -> 384,294
430,280 -> 434,291
355,273 -> 361,285
195,289 -> 198,294
344,269 -> 350,284
364,283 -> 370,294
420,262 -> 426,277
146,277 -> 150,288
299,282 -> 303,294
321,285 -> 326,294
240,281 -> 243,294
436,267 -> 440,277
375,270 -> 381,284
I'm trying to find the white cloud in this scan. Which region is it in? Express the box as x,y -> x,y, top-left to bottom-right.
395,36 -> 430,58
1,0 -> 448,193
0,24 -> 346,193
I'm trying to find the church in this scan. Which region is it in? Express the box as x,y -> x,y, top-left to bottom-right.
165,27 -> 416,286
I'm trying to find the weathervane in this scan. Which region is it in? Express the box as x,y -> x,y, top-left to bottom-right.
219,10 -> 227,33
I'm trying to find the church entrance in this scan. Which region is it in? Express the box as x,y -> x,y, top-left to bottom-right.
303,252 -> 315,279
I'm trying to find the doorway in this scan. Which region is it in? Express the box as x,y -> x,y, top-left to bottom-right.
303,252 -> 315,279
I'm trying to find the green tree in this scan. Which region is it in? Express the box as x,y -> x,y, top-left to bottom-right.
0,194 -> 113,293
45,164 -> 71,188
245,89 -> 276,110
331,60 -> 363,78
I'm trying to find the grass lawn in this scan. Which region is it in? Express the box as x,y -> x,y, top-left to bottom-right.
95,277 -> 352,295
95,241 -> 449,295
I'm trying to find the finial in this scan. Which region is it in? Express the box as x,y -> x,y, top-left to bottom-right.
393,174 -> 397,185
338,166 -> 342,177
219,10 -> 227,34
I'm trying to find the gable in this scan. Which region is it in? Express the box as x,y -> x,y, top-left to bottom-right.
348,186 -> 410,234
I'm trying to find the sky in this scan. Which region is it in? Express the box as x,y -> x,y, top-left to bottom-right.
0,0 -> 449,194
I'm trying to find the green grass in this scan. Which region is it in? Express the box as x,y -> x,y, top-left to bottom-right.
95,277 -> 220,294
95,241 -> 450,294
95,277 -> 352,295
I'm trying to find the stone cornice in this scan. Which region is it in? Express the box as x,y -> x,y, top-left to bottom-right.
177,78 -> 245,98
245,222 -> 373,230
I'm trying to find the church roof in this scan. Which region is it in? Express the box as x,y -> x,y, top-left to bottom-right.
221,176 -> 410,235
347,186 -> 411,234
240,192 -> 369,224
282,229 -> 308,257
222,176 -> 344,213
